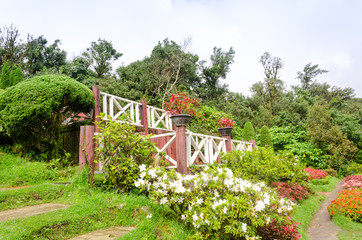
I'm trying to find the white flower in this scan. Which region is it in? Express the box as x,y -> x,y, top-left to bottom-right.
146,214 -> 152,219
181,214 -> 186,220
205,219 -> 210,225
200,212 -> 204,219
192,212 -> 199,221
204,165 -> 209,171
140,172 -> 146,179
175,185 -> 186,193
255,200 -> 265,212
224,178 -> 234,188
223,206 -> 228,214
148,169 -> 157,178
196,197 -> 203,205
160,197 -> 168,204
134,178 -> 145,188
139,164 -> 146,172
266,217 -> 271,224
225,168 -> 233,178
242,222 -> 247,233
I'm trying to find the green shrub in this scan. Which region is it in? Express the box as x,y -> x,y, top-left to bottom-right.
284,142 -> 328,169
310,176 -> 330,185
0,74 -> 94,159
347,162 -> 362,175
94,115 -> 157,192
9,65 -> 23,86
0,61 -> 10,89
222,147 -> 307,186
324,168 -> 337,176
260,125 -> 273,148
243,121 -> 255,141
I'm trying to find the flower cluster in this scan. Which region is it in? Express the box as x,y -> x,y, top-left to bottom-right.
257,216 -> 301,240
328,188 -> 362,222
217,118 -> 235,128
343,175 -> 362,189
164,92 -> 198,116
304,168 -> 328,180
272,182 -> 309,203
135,164 -> 297,239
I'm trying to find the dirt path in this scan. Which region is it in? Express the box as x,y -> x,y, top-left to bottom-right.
0,203 -> 69,222
307,180 -> 344,240
68,226 -> 136,240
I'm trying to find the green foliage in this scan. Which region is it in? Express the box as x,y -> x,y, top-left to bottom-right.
269,126 -> 307,151
94,116 -> 157,192
347,162 -> 362,175
188,105 -> 234,136
83,38 -> 122,79
285,142 -> 328,169
0,61 -> 10,88
222,147 -> 307,186
307,101 -> 358,171
260,125 -> 273,148
0,75 -> 94,159
243,121 -> 255,141
9,65 -> 23,86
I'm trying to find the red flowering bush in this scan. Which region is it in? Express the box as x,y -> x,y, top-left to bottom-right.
328,188 -> 362,222
343,175 -> 362,189
217,118 -> 235,128
164,92 -> 198,115
257,217 -> 301,240
272,182 -> 310,203
304,168 -> 328,180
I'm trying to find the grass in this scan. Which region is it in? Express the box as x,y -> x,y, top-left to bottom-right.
0,151 -> 194,239
308,176 -> 340,193
291,176 -> 339,240
332,214 -> 362,240
0,152 -> 76,188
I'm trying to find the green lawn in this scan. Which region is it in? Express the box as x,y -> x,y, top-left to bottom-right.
0,152 -> 194,240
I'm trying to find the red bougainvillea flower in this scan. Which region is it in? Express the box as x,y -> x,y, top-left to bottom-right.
304,168 -> 328,180
164,92 -> 199,116
218,118 -> 235,128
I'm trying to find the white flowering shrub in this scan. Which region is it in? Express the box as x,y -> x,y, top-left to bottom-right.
135,164 -> 296,239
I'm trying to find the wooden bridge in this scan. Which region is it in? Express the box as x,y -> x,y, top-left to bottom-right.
79,87 -> 254,178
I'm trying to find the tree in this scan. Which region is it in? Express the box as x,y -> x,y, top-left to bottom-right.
260,125 -> 273,148
0,75 -> 94,159
198,47 -> 235,102
306,101 -> 357,171
9,65 -> 23,86
259,52 -> 284,117
0,61 -> 10,89
0,25 -> 26,67
83,38 -> 122,79
243,121 -> 255,141
25,36 -> 67,75
296,63 -> 328,90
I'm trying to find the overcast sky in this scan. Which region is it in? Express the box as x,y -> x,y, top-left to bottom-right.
1,0 -> 361,97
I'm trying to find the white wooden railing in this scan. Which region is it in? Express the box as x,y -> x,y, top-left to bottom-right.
100,92 -> 142,126
147,105 -> 173,131
231,140 -> 253,151
149,132 -> 177,168
186,131 -> 227,167
100,92 -> 173,131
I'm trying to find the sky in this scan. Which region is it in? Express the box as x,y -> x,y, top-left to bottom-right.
1,0 -> 361,97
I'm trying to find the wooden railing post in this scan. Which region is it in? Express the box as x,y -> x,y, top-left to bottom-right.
140,100 -> 149,135
92,86 -> 101,132
79,125 -> 95,182
222,135 -> 232,152
176,125 -> 188,175
249,140 -> 256,149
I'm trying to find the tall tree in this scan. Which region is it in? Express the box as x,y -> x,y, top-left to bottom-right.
9,65 -> 23,86
25,36 -> 66,75
260,125 -> 273,148
0,25 -> 26,67
83,38 -> 122,79
243,121 -> 256,141
259,52 -> 284,117
198,47 -> 235,102
296,63 -> 328,90
0,61 -> 10,89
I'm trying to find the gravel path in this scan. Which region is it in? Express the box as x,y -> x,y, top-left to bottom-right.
307,180 -> 344,240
